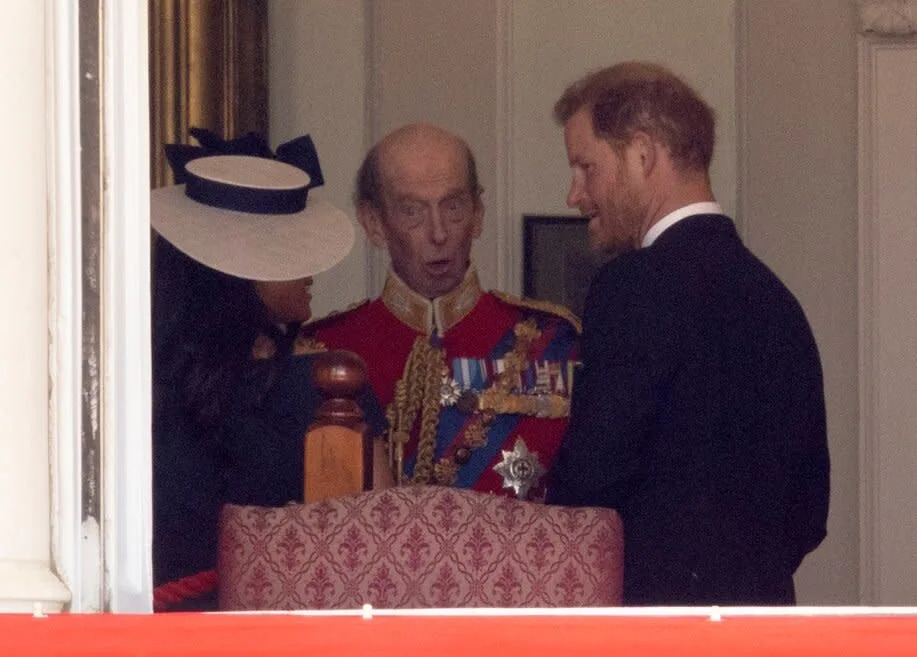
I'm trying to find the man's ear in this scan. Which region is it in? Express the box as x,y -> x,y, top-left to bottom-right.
357,202 -> 388,249
470,193 -> 485,239
626,131 -> 657,179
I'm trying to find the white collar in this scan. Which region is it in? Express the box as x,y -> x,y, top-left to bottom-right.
642,202 -> 724,247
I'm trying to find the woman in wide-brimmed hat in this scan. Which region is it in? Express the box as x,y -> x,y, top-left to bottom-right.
150,130 -> 387,610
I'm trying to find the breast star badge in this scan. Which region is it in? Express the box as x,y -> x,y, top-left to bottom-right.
493,438 -> 544,499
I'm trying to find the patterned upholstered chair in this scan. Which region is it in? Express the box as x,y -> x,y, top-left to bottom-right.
218,485 -> 623,609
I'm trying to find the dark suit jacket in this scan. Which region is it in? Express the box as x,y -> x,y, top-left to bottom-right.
546,214 -> 829,605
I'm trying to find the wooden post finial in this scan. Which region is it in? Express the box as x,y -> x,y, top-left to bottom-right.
304,349 -> 372,502
311,349 -> 368,426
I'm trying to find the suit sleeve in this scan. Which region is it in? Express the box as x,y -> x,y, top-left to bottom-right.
780,327 -> 831,574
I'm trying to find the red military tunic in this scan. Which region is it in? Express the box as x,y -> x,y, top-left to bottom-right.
304,266 -> 580,501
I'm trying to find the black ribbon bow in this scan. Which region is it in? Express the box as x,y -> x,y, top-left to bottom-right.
164,127 -> 325,190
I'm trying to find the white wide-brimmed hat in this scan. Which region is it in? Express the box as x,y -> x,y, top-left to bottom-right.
150,132 -> 354,282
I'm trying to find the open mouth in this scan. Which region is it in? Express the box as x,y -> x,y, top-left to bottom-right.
426,259 -> 452,276
580,206 -> 599,220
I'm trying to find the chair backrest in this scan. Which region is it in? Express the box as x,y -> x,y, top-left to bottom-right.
218,486 -> 623,610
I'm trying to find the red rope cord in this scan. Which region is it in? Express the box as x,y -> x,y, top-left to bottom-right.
153,569 -> 219,611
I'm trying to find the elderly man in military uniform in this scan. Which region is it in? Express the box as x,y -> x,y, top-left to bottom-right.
304,123 -> 579,500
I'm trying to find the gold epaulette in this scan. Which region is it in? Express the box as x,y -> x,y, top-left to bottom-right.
491,290 -> 582,335
300,298 -> 372,331
291,334 -> 327,356
289,299 -> 372,356
251,332 -> 328,359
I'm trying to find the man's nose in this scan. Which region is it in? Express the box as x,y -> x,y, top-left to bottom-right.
428,210 -> 448,244
566,176 -> 584,209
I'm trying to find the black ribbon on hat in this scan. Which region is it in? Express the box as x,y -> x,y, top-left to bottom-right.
164,128 -> 325,215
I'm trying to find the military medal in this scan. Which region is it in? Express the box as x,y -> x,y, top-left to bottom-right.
439,372 -> 461,406
493,438 -> 544,499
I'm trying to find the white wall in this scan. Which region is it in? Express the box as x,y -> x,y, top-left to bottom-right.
0,0 -> 69,611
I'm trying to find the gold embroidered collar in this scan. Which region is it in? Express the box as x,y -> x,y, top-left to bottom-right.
381,266 -> 482,335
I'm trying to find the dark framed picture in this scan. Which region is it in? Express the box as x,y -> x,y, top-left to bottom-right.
523,214 -> 606,319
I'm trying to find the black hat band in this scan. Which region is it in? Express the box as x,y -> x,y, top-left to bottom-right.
184,169 -> 309,215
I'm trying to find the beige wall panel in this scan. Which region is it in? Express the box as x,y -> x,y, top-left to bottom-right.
859,39 -> 917,605
369,0 -> 499,294
510,0 -> 737,220
740,0 -> 860,603
269,0 -> 371,315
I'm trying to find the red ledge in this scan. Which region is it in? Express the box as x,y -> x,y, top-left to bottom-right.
2,609 -> 916,657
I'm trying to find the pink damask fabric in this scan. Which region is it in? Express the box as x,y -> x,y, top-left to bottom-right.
218,486 -> 623,610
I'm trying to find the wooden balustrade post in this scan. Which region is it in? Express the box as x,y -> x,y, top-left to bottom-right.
303,350 -> 372,502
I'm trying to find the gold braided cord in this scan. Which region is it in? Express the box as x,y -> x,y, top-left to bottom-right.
386,376 -> 411,484
388,339 -> 422,432
405,341 -> 427,424
412,341 -> 445,484
385,335 -> 445,485
388,337 -> 424,483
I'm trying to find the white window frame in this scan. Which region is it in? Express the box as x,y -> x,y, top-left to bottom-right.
50,0 -> 152,612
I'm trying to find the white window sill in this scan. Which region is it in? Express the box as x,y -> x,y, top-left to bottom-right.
0,560 -> 71,613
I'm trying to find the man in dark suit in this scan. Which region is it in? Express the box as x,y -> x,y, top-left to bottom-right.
546,61 -> 829,605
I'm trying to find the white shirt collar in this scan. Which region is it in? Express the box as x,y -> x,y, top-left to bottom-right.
641,202 -> 724,247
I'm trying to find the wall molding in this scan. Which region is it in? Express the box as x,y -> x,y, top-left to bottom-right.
362,0 -> 388,298
495,0 -> 515,293
101,0 -> 154,611
734,0 -> 750,240
47,0 -> 153,613
858,0 -> 917,35
857,35 -> 917,604
0,561 -> 70,614
47,0 -> 82,613
857,34 -> 879,606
